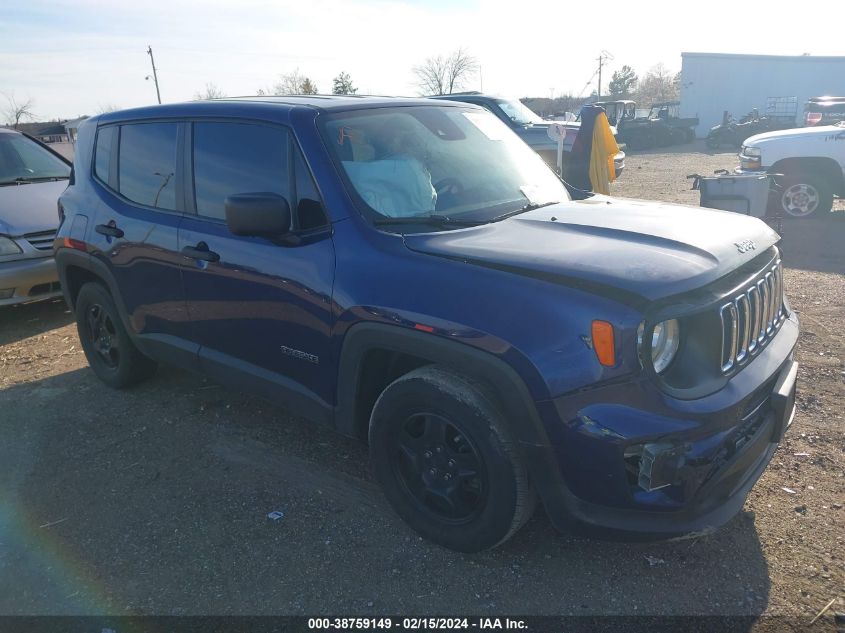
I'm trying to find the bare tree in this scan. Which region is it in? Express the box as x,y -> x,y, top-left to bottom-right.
3,94 -> 36,128
193,83 -> 226,100
414,54 -> 448,95
634,63 -> 679,106
413,48 -> 478,95
268,69 -> 319,95
96,103 -> 120,114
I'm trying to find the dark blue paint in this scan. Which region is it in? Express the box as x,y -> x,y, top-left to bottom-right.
57,96 -> 799,534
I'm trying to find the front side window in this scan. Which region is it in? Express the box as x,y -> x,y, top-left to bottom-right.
321,106 -> 568,227
118,122 -> 178,210
0,133 -> 70,184
192,122 -> 289,221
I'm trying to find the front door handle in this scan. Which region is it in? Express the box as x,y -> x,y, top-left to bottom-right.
95,222 -> 124,238
181,241 -> 220,263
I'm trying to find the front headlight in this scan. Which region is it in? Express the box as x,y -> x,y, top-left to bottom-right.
740,146 -> 762,170
638,319 -> 680,374
0,237 -> 22,256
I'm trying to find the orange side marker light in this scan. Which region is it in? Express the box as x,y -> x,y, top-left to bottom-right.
591,320 -> 616,367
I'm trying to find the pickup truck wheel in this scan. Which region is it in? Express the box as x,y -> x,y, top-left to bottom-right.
75,282 -> 157,388
778,173 -> 833,218
368,366 -> 535,552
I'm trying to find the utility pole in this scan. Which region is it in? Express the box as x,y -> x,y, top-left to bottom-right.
146,45 -> 162,104
596,50 -> 613,100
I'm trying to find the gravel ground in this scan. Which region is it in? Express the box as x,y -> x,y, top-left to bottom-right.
0,142 -> 842,626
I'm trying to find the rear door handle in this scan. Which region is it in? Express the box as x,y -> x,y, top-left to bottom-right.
95,222 -> 124,238
181,241 -> 220,263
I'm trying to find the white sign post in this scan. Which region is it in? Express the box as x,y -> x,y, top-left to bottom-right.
546,122 -> 571,177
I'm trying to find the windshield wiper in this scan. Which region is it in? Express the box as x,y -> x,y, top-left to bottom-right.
0,176 -> 70,187
373,214 -> 486,228
489,201 -> 557,222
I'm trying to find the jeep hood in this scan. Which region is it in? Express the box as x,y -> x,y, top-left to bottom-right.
0,180 -> 66,236
402,196 -> 780,302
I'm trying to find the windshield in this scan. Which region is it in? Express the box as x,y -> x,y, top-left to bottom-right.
0,133 -> 70,184
321,106 -> 568,228
495,99 -> 545,126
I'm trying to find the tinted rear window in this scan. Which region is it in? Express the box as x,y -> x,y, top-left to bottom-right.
118,122 -> 178,210
193,122 -> 289,221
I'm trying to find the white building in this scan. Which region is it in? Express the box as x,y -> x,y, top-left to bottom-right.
679,52 -> 845,137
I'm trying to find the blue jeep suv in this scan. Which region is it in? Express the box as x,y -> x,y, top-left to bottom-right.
55,96 -> 798,552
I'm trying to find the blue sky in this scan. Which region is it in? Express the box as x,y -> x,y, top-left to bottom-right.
1,0 -> 843,120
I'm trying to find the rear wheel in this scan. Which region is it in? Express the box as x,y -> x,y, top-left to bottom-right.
369,366 -> 535,552
75,282 -> 157,388
776,173 -> 833,218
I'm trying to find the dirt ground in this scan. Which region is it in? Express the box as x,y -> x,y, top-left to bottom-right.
0,142 -> 842,626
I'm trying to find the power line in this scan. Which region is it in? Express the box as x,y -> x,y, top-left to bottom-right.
578,68 -> 600,98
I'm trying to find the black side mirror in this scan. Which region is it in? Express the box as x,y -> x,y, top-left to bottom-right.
225,193 -> 291,237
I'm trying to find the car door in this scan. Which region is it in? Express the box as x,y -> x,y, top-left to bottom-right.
88,122 -> 194,366
178,120 -> 336,416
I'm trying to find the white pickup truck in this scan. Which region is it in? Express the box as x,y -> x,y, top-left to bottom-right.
738,122 -> 845,218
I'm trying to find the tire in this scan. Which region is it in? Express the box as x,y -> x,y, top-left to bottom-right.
776,172 -> 833,219
626,134 -> 651,151
75,282 -> 157,388
368,365 -> 535,552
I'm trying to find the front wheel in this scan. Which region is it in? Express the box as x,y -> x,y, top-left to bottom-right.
368,366 -> 535,552
776,173 -> 833,218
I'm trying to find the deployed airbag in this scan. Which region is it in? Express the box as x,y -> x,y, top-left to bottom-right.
342,157 -> 436,217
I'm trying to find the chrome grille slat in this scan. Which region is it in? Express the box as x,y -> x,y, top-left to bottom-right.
720,303 -> 738,372
757,278 -> 769,343
747,286 -> 760,353
718,260 -> 785,374
735,294 -> 750,363
765,272 -> 775,335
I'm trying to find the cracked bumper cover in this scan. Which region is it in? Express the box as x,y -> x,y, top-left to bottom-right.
522,318 -> 798,539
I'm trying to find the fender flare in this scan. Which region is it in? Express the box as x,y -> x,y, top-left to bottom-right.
335,322 -> 548,442
335,321 -> 577,527
55,248 -> 132,331
54,248 -> 200,371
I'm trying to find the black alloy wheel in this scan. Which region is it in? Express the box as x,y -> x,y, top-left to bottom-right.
74,282 -> 157,388
369,365 -> 535,552
392,412 -> 487,523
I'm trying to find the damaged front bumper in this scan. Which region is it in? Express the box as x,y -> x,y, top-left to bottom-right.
527,315 -> 798,539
